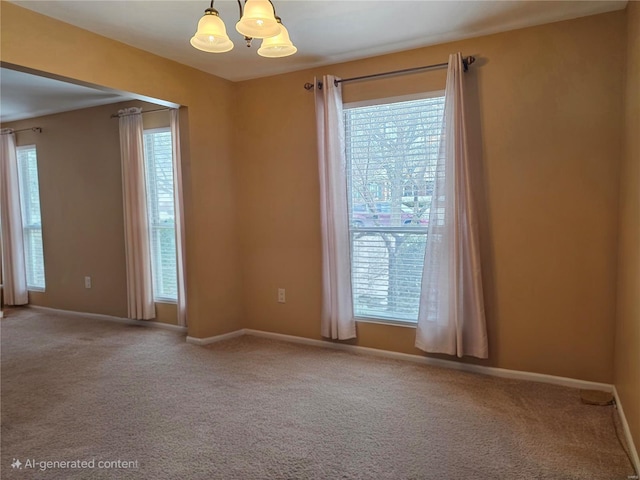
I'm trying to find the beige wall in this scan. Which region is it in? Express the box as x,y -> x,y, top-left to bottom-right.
614,0 -> 640,458
7,103 -> 127,317
5,101 -> 177,324
1,1 -> 243,338
234,11 -> 626,384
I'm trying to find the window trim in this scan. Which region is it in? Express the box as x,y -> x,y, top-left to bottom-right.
355,316 -> 418,328
144,127 -> 170,135
155,298 -> 177,305
344,90 -> 445,110
154,297 -> 177,305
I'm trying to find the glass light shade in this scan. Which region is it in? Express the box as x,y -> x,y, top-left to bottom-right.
236,0 -> 281,39
190,11 -> 234,53
257,23 -> 297,58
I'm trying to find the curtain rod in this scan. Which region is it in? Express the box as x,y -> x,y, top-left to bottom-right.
110,107 -> 173,119
0,127 -> 43,134
304,55 -> 476,91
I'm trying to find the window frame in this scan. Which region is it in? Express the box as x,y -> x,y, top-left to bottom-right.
142,127 -> 178,304
15,144 -> 46,292
344,91 -> 445,327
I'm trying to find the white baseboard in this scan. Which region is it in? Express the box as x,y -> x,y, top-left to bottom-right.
186,329 -> 245,346
27,305 -> 188,333
243,329 -> 613,392
613,387 -> 640,475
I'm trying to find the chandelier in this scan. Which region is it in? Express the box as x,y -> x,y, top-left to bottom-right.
191,0 -> 297,58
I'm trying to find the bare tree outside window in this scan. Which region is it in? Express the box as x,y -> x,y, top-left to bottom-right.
345,96 -> 445,322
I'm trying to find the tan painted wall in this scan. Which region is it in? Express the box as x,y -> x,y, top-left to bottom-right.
6,103 -> 128,317
614,0 -> 640,458
1,1 -> 243,337
5,101 -> 177,324
234,11 -> 626,383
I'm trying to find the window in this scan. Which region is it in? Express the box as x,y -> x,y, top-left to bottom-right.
16,145 -> 45,290
345,94 -> 445,323
143,128 -> 177,302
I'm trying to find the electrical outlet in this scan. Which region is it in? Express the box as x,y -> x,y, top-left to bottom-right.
84,276 -> 92,289
278,288 -> 286,303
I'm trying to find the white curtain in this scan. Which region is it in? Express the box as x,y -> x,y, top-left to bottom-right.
0,129 -> 28,305
415,53 -> 488,358
170,109 -> 187,327
315,76 -> 356,340
118,108 -> 155,320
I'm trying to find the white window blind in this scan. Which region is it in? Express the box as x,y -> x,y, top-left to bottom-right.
345,95 -> 445,323
143,128 -> 178,302
16,145 -> 46,290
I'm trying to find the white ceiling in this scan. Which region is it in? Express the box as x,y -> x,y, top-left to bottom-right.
0,68 -> 135,122
9,0 -> 628,82
1,0 -> 628,122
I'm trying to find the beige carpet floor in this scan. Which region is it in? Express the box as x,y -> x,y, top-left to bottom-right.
0,308 -> 634,479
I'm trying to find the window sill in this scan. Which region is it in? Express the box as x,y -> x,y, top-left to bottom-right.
155,298 -> 177,305
355,316 -> 417,329
27,287 -> 45,293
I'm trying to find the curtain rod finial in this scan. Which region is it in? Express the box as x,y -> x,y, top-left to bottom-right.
304,82 -> 315,90
463,56 -> 476,71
